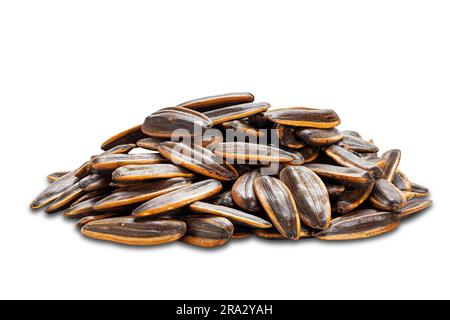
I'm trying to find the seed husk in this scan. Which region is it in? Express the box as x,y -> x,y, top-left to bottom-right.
64,196 -> 106,219
81,217 -> 187,246
266,107 -> 341,128
410,182 -> 430,195
221,120 -> 265,138
341,130 -> 362,138
280,166 -> 331,230
382,149 -> 401,182
277,125 -> 305,149
395,199 -> 433,219
179,216 -> 234,248
334,181 -> 375,214
297,146 -> 321,163
157,141 -> 238,181
136,137 -> 168,151
338,133 -> 379,153
31,171 -> 79,210
190,201 -> 272,229
326,184 -> 346,199
305,163 -> 374,185
112,164 -> 194,182
76,212 -> 125,229
93,178 -> 192,211
231,169 -> 262,213
208,191 -> 236,208
142,107 -> 212,138
177,92 -> 255,112
369,179 -> 407,211
247,112 -> 273,129
253,176 -> 301,240
393,170 -> 412,192
47,171 -> 69,183
132,179 -> 223,218
324,145 -> 385,179
315,209 -> 400,241
91,153 -> 168,171
213,142 -> 295,163
203,102 -> 271,125
296,128 -> 343,146
46,174 -> 110,213
71,189 -> 110,207
101,125 -> 146,151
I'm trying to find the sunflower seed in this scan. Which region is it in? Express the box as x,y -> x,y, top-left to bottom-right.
81,217 -> 187,246
280,166 -> 331,230
394,198 -> 432,219
296,128 -> 343,146
91,153 -> 168,171
213,142 -> 295,163
231,169 -> 262,213
221,120 -> 265,138
136,137 -> 168,151
142,107 -> 212,138
392,170 -> 412,192
253,176 -> 301,240
132,179 -> 222,218
179,216 -> 234,247
369,179 -> 407,211
382,149 -> 401,182
334,181 -> 375,214
101,125 -> 146,151
112,164 -> 194,182
64,196 -> 106,219
93,177 -> 192,211
178,92 -> 255,112
47,171 -> 70,183
208,191 -> 236,208
203,102 -> 270,125
338,133 -> 379,153
266,107 -> 341,128
158,141 -> 238,181
315,210 -> 400,241
190,201 -> 272,229
305,163 -> 374,185
277,125 -> 305,149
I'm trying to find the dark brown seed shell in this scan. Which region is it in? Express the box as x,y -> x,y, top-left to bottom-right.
280,166 -> 331,230
305,163 -> 374,185
136,137 -> 168,151
324,145 -> 385,179
315,210 -> 400,241
93,178 -> 192,211
296,128 -> 343,146
91,153 -> 168,171
382,149 -> 401,182
180,216 -> 234,247
395,199 -> 432,219
277,125 -> 305,149
203,102 -> 271,125
101,125 -> 146,151
254,227 -> 311,240
369,179 -> 407,211
81,217 -> 187,246
410,182 -> 430,195
213,142 -> 295,163
232,225 -> 253,239
221,120 -> 265,138
64,196 -> 106,219
266,107 -> 341,128
157,141 -> 238,181
76,213 -> 125,229
393,170 -> 412,192
190,201 -> 272,229
338,134 -> 379,153
326,184 -> 346,199
177,92 -> 255,111
231,169 -> 262,212
253,176 -> 301,240
132,179 -> 223,218
208,191 -> 236,208
31,171 -> 79,209
112,164 -> 194,182
142,107 -> 212,138
334,181 -> 375,214
297,146 -> 321,163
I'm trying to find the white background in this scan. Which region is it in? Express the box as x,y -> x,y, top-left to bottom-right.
1,0 -> 449,300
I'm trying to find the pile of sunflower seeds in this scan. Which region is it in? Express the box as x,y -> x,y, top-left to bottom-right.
31,92 -> 432,247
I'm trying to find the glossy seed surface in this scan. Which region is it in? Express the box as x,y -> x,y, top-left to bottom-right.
101,125 -> 146,151
253,176 -> 301,240
266,107 -> 341,128
81,217 -> 187,246
178,92 -> 255,111
203,102 -> 270,125
91,153 -> 168,171
231,169 -> 262,212
180,216 -> 234,247
112,164 -> 194,182
133,179 -> 223,218
395,199 -> 432,219
214,142 -> 295,163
